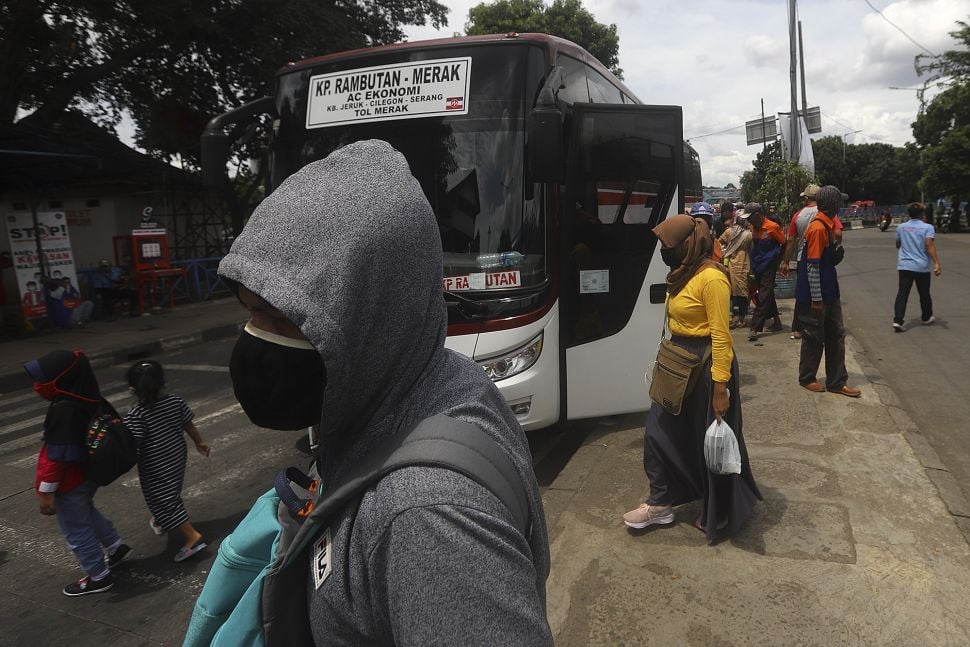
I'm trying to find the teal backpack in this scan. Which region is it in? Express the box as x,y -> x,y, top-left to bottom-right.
183,415 -> 532,647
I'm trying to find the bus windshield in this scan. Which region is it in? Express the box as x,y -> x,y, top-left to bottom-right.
271,43 -> 547,293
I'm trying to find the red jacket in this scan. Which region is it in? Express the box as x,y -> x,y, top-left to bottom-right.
35,443 -> 86,495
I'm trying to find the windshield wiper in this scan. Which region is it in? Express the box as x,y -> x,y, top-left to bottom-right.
443,290 -> 487,317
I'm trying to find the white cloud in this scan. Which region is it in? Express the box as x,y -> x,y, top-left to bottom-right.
743,35 -> 788,69
404,0 -> 967,186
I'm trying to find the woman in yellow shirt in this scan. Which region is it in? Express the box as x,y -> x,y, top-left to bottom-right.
623,214 -> 761,544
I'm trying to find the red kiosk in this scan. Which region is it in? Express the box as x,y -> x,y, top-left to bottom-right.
113,224 -> 186,314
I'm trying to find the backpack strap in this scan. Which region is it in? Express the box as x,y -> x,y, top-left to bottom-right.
260,414 -> 532,646
278,414 -> 530,569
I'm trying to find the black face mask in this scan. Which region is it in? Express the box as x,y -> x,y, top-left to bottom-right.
660,246 -> 683,269
229,325 -> 326,430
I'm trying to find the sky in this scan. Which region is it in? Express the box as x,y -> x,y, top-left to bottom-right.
403,0 -> 968,187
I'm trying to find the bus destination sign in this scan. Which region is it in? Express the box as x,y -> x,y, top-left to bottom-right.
306,57 -> 472,129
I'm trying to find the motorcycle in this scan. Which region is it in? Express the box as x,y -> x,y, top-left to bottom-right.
938,209 -> 952,233
878,213 -> 892,232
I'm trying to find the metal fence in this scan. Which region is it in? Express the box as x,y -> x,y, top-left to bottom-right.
170,257 -> 233,303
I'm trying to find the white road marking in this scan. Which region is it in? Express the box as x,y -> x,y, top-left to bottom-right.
0,379 -> 127,408
163,364 -> 230,373
1,391 -> 238,465
0,387 -> 133,438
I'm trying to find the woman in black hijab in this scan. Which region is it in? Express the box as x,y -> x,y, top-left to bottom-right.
25,350 -> 130,596
623,215 -> 761,544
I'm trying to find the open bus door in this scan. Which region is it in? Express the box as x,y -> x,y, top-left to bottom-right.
561,104 -> 684,421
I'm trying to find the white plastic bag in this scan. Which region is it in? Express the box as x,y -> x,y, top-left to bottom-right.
703,419 -> 742,475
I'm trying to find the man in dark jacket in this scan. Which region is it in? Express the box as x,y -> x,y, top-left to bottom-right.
795,185 -> 861,397
217,140 -> 552,645
746,202 -> 786,341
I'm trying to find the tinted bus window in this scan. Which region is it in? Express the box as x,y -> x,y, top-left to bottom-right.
587,68 -> 622,104
557,55 -> 589,104
272,44 -> 549,294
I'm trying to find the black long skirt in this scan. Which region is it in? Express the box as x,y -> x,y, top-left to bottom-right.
643,335 -> 762,544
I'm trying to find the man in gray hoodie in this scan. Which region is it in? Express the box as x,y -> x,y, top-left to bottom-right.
218,139 -> 552,645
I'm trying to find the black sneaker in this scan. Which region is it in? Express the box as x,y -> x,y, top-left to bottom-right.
107,543 -> 131,568
63,573 -> 114,597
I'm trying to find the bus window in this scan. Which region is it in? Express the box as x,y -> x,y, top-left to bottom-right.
587,68 -> 622,104
556,55 -> 589,104
564,106 -> 682,346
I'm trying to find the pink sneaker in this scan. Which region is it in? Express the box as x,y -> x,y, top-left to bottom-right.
622,503 -> 675,529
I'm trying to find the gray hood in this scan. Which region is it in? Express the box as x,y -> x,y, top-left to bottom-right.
219,139 -> 446,440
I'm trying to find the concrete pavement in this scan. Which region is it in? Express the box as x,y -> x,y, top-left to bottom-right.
2,293 -> 969,645
543,302 -> 970,646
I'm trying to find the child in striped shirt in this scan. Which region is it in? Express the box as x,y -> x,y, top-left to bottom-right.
124,360 -> 210,562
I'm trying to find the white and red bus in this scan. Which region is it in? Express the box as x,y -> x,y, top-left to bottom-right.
203,33 -> 703,430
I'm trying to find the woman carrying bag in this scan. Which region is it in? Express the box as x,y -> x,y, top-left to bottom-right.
623,214 -> 762,544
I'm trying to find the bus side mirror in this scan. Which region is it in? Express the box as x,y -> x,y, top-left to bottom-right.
529,106 -> 564,183
201,132 -> 231,189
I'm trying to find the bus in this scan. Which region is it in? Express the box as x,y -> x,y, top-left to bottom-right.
202,33 -> 703,431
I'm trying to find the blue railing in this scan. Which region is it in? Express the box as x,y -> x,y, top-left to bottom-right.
76,257 -> 230,305
170,257 -> 232,303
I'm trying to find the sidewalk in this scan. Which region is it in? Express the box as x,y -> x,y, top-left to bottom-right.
543,297 -> 970,646
0,298 -> 246,393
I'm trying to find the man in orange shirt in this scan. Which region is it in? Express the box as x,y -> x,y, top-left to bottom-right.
746,203 -> 786,341
795,186 -> 860,397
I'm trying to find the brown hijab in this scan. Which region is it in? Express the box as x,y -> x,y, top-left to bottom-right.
653,214 -> 727,296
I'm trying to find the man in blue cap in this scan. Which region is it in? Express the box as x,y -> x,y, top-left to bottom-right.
690,202 -> 723,262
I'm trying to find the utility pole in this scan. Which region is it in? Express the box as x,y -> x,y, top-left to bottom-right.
798,21 -> 808,115
787,0 -> 800,162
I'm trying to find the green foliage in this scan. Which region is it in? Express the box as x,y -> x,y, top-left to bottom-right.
2,0 -> 449,164
739,141 -> 781,203
465,0 -> 621,77
913,17 -> 970,199
787,136 -> 920,205
756,157 -> 815,223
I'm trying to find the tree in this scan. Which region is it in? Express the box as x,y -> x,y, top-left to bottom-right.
1,0 -> 449,165
812,136 -> 922,204
739,141 -> 782,203
756,157 -> 814,223
913,18 -> 970,200
811,136 -> 846,189
465,0 -> 621,77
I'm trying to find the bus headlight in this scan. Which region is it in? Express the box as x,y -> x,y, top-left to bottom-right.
479,332 -> 543,382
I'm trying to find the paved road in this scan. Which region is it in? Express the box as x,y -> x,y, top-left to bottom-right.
0,337 -> 580,646
839,226 -> 970,509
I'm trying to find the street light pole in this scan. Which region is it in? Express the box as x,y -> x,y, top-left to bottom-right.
841,129 -> 862,190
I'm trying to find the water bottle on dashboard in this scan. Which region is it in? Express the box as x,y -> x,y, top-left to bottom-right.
476,251 -> 524,269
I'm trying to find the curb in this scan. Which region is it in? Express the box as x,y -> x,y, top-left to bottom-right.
852,337 -> 970,543
0,321 -> 245,393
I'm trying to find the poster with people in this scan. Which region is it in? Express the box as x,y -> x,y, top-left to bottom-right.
4,211 -> 80,321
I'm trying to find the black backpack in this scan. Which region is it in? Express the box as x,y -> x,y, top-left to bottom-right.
822,221 -> 845,266
84,409 -> 139,486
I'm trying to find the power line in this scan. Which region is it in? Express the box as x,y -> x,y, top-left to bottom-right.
686,124 -> 747,140
861,0 -> 938,57
821,111 -> 859,134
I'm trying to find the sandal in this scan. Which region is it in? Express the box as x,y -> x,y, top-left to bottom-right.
790,332 -> 802,340
174,540 -> 207,563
